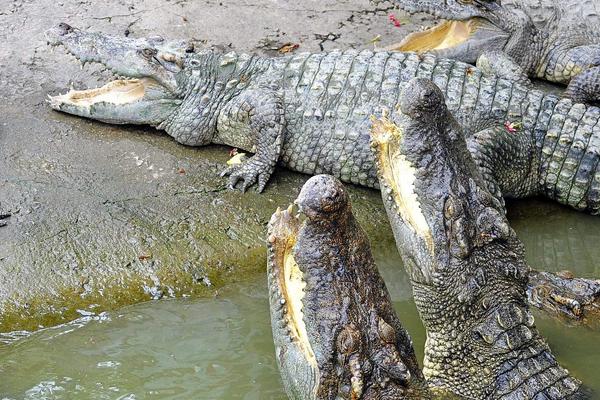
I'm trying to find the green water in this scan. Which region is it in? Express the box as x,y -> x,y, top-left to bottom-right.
1,199 -> 599,399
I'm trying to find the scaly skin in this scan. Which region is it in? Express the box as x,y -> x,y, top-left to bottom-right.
267,175 -> 428,399
388,0 -> 600,103
500,0 -> 600,28
267,176 -> 595,399
46,25 -> 600,215
370,78 -> 588,399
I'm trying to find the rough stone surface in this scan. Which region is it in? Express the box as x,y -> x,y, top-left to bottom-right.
0,0 -> 419,331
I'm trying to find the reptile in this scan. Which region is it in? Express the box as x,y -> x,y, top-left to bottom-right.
45,24 -> 600,324
46,23 -> 600,216
265,79 -> 592,398
387,0 -> 600,103
267,174 -> 430,399
266,169 -> 587,398
368,77 -> 587,398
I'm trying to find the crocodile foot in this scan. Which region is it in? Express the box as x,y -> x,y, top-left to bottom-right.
220,157 -> 274,193
527,269 -> 600,328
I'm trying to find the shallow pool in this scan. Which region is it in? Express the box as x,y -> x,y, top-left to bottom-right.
1,199 -> 599,399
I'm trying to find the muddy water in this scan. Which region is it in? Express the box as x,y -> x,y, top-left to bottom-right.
1,199 -> 599,399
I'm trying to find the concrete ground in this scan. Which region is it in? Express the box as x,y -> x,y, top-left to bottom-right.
0,0 -> 432,331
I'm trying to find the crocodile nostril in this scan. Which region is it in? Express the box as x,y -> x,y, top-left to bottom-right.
58,23 -> 73,34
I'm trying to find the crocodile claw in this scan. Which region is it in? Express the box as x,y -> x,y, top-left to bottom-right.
220,158 -> 272,193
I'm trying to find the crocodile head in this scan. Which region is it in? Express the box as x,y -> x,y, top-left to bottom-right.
267,175 -> 426,399
370,78 -> 583,398
45,23 -> 192,126
391,0 -> 531,63
45,24 -> 255,145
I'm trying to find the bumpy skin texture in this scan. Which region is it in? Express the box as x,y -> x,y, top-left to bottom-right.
527,270 -> 600,328
500,0 -> 600,28
47,25 -> 600,213
370,78 -> 587,399
390,0 -> 600,103
267,175 -> 428,399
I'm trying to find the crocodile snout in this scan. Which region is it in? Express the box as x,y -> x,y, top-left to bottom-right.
399,78 -> 445,119
45,22 -> 78,46
57,22 -> 74,35
296,175 -> 349,219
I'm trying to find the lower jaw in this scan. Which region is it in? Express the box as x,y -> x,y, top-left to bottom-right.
49,78 -> 150,109
387,19 -> 481,52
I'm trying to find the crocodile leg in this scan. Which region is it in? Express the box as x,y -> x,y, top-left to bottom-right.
449,111 -> 600,328
544,44 -> 600,103
219,88 -> 285,192
527,269 -> 600,328
476,51 -> 533,88
564,65 -> 600,104
464,120 -> 539,203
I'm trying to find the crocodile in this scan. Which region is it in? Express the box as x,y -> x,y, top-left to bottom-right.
267,174 -> 429,399
267,172 -> 588,398
46,23 -> 600,215
369,77 -> 588,398
387,0 -> 600,103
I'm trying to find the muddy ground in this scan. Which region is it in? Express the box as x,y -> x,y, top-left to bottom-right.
0,0 -> 436,332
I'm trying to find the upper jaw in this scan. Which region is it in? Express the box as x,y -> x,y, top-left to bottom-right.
45,23 -> 189,94
266,175 -> 364,398
369,112 -> 439,284
369,79 -> 467,281
268,176 -> 425,398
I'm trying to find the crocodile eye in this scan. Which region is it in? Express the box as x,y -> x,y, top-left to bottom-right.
189,59 -> 201,67
141,48 -> 157,58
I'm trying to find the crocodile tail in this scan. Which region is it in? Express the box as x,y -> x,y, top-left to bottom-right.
538,99 -> 600,215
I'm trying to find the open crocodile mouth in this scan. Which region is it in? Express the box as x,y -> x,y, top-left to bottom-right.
268,206 -> 317,368
48,78 -> 153,108
390,18 -> 483,52
370,115 -> 434,255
